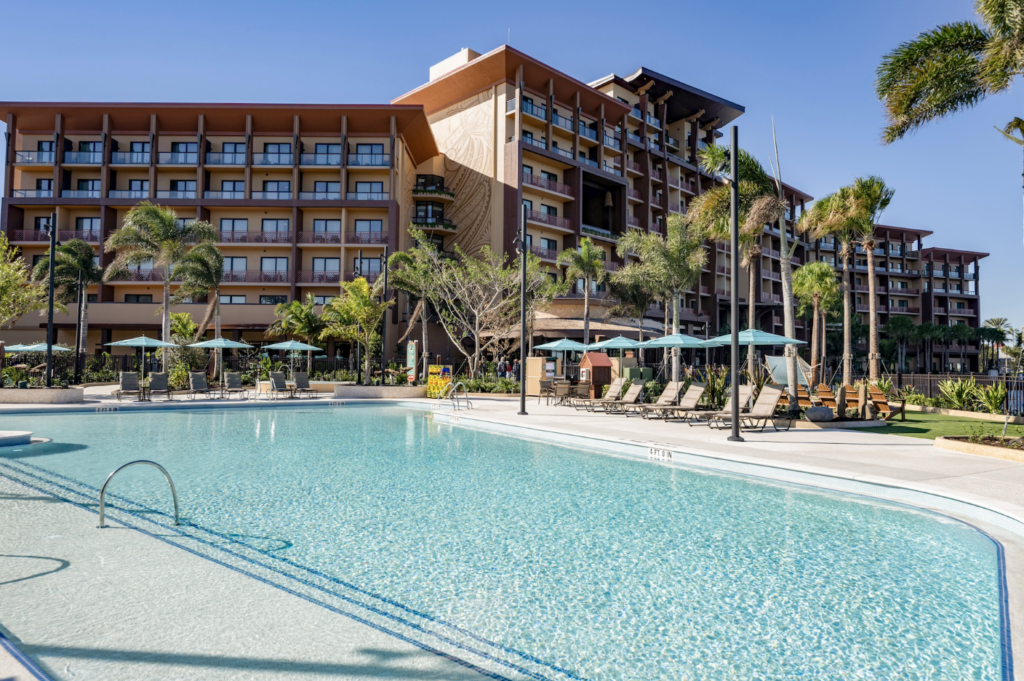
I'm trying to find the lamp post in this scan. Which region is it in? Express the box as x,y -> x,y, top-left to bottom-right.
381,245 -> 389,383
45,211 -> 57,388
356,249 -> 362,385
517,207 -> 528,416
728,128 -> 743,443
73,269 -> 83,385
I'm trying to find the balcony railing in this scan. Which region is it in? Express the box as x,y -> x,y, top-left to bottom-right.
523,172 -> 574,197
297,231 -> 343,244
222,270 -> 290,283
889,307 -> 921,314
523,136 -> 546,151
297,191 -> 341,200
669,202 -> 683,214
552,146 -> 574,160
344,192 -> 389,201
158,152 -> 198,164
763,248 -> 780,258
578,124 -> 598,141
64,151 -> 103,164
761,293 -> 781,303
251,191 -> 291,200
578,154 -> 597,166
890,287 -> 921,295
299,153 -> 341,166
716,266 -> 731,275
627,188 -> 641,201
651,170 -> 663,182
344,270 -> 381,283
205,190 -> 245,199
506,98 -> 517,113
217,230 -> 293,243
410,216 -> 457,230
646,114 -> 661,128
627,216 -> 641,228
629,108 -> 642,120
413,178 -> 454,198
949,308 -> 977,316
111,151 -> 151,164
581,224 -> 616,240
626,160 -> 642,174
62,189 -> 101,198
552,113 -> 573,131
297,270 -> 342,284
345,231 -> 388,244
602,164 -> 621,176
603,134 -> 621,149
627,132 -> 643,146
763,270 -> 781,281
155,190 -> 196,199
522,102 -> 547,119
530,245 -> 558,260
205,152 -> 246,165
527,210 -> 571,231
665,135 -> 679,148
112,269 -> 164,282
347,153 -> 389,166
12,189 -> 53,198
15,150 -> 55,163
109,190 -> 148,199
252,153 -> 293,165
604,261 -> 619,272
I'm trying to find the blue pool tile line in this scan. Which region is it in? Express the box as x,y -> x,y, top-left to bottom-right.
0,629 -> 55,681
0,457 -> 580,681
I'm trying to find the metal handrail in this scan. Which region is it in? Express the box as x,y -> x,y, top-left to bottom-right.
98,460 -> 179,528
448,381 -> 472,410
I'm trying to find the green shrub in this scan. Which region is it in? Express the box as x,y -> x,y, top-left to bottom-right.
874,377 -> 894,397
904,393 -> 928,406
978,383 -> 1008,414
937,376 -> 979,411
168,362 -> 191,391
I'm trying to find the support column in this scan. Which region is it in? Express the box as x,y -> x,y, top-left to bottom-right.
244,115 -> 253,200
100,114 -> 111,200
148,114 -> 158,199
3,112 -> 14,199
196,114 -> 206,197
292,114 -> 300,199
545,79 -> 554,148
53,113 -> 65,197
340,115 -> 348,194
514,65 -> 524,142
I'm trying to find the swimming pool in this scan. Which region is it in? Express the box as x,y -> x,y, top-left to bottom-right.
0,405 -> 1008,680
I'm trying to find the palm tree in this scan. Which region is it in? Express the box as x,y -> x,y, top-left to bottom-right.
607,275 -> 658,344
934,324 -> 954,372
617,214 -> 707,382
951,323 -> 977,372
882,315 -> 916,379
557,237 -> 609,345
170,242 -> 225,375
792,261 -> 840,387
31,238 -> 102,359
689,145 -> 786,380
320,277 -> 393,385
915,321 -> 936,374
103,202 -> 216,366
388,230 -> 443,383
266,293 -> 327,372
850,177 -> 895,381
876,1 -> 1024,246
983,317 -> 1012,369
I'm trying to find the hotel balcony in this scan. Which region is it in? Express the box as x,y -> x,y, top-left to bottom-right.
522,136 -> 547,152
108,270 -> 167,282
62,190 -> 101,198
522,101 -> 547,121
251,191 -> 291,200
625,160 -> 642,176
12,189 -> 53,198
344,192 -> 389,201
603,134 -> 621,150
157,152 -> 198,164
217,230 -> 292,244
10,229 -> 100,243
578,124 -> 598,142
108,190 -> 148,200
347,153 -> 390,167
155,190 -> 196,199
665,135 -> 680,150
344,270 -> 381,283
299,153 -> 342,166
413,176 -> 455,200
626,188 -> 641,203
552,113 -> 573,132
761,293 -> 782,303
581,224 -> 618,242
64,151 -> 102,164
949,308 -> 977,316
14,150 -> 55,164
222,270 -> 290,283
297,270 -> 341,284
530,245 -> 559,261
344,231 -> 388,244
205,152 -> 246,165
627,132 -> 643,147
298,191 -> 341,200
526,210 -> 572,233
253,153 -> 292,166
410,216 -> 457,232
577,154 -> 597,166
888,307 -> 921,314
627,216 -> 641,228
523,173 -> 574,198
111,151 -> 151,165
205,190 -> 245,199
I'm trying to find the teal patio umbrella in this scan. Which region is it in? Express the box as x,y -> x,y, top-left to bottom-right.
705,329 -> 806,347
534,338 -> 588,372
642,333 -> 705,349
189,337 -> 254,387
20,342 -> 74,352
3,343 -> 35,352
264,340 -> 322,377
106,335 -> 178,382
588,335 -> 642,364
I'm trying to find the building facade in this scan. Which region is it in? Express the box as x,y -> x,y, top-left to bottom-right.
0,45 -> 985,369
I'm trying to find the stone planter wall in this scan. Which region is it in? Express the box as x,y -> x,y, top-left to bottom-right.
905,404 -> 1024,424
934,436 -> 1024,463
0,388 -> 85,404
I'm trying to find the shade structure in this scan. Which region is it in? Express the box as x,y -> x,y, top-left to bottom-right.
263,340 -> 322,352
3,344 -> 34,352
105,336 -> 178,383
189,337 -> 254,391
642,333 -> 706,349
534,338 -> 589,351
587,336 -> 642,351
20,342 -> 73,352
706,330 -> 806,347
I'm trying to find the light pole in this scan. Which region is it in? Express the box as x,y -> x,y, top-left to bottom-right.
73,269 -> 83,385
356,249 -> 362,385
728,127 -> 743,443
45,211 -> 57,388
381,245 -> 389,383
517,208 -> 528,416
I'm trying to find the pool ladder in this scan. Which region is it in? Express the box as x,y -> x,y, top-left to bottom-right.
441,382 -> 472,410
98,460 -> 180,528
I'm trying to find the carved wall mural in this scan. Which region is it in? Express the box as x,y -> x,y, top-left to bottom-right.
429,91 -> 495,254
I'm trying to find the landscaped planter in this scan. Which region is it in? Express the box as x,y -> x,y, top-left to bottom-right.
0,387 -> 85,404
904,404 -> 1024,424
333,385 -> 427,399
935,436 -> 1024,463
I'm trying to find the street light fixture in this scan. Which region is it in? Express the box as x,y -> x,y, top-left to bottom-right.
45,211 -> 58,388
516,207 -> 528,416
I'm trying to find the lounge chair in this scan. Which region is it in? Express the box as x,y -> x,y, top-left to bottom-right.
779,384 -> 814,410
817,384 -> 837,412
292,372 -> 318,399
692,385 -> 754,427
868,386 -> 904,421
623,381 -> 682,416
188,372 -> 215,400
147,372 -> 173,401
735,384 -> 792,432
116,372 -> 143,402
602,383 -> 645,414
638,382 -> 706,420
573,377 -> 625,411
569,381 -> 591,405
223,372 -> 249,400
550,381 -> 572,405
268,372 -> 294,400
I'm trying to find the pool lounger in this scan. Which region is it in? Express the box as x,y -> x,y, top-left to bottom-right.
632,382 -> 705,419
689,385 -> 754,427
572,378 -> 625,411
602,383 -> 645,414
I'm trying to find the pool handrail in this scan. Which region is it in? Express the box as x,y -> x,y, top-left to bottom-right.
98,460 -> 180,528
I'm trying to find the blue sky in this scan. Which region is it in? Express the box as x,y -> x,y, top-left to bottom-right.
1,0 -> 1019,327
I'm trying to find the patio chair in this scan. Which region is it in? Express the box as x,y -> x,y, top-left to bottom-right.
868,386 -> 904,421
147,372 -> 173,401
623,381 -> 681,416
734,384 -> 792,432
639,382 -> 706,420
224,372 -> 249,400
779,385 -> 814,410
817,384 -> 837,412
602,383 -> 645,414
115,372 -> 143,402
268,372 -> 294,400
292,372 -> 318,399
188,372 -> 214,400
568,381 -> 591,406
537,379 -> 554,404
573,377 -> 625,411
690,385 -> 754,427
550,381 -> 572,406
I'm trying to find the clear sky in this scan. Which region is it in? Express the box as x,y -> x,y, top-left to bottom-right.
1,0 -> 1018,327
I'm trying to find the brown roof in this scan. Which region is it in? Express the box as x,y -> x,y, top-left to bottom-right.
920,247 -> 990,258
392,45 -> 632,120
875,224 -> 934,238
0,102 -> 439,165
580,352 -> 613,368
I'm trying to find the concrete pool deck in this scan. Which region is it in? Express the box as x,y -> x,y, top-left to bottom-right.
1,391 -> 1023,679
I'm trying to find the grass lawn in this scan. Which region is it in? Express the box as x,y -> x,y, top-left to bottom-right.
860,411 -> 1023,440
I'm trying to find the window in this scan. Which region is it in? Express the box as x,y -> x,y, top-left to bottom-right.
524,234 -> 533,247
220,295 -> 246,305
76,217 -> 100,234
263,180 -> 290,192
541,204 -> 557,217
315,143 -> 341,154
355,143 -> 383,154
523,131 -> 535,143
171,142 -> 198,153
77,179 -> 101,191
221,180 -> 245,192
354,181 -> 383,193
169,180 -> 196,191
129,179 -> 149,192
354,257 -> 381,275
313,219 -> 341,233
418,233 -> 444,250
354,219 -> 382,233
541,237 -> 557,251
125,294 -> 153,303
221,219 -> 247,234
260,295 -> 287,305
32,254 -> 46,267
33,216 -> 52,231
523,165 -> 533,175
37,141 -> 54,152
414,202 -> 445,223
541,171 -> 558,182
223,256 -> 247,272
313,181 -> 340,193
87,294 -> 98,303
262,219 -> 289,233
313,295 -> 334,305
79,141 -> 102,152
522,199 -> 533,212
223,142 -> 245,154
130,141 -> 150,152
265,143 -> 291,154
312,257 -> 340,273
261,257 -> 288,273
173,218 -> 194,228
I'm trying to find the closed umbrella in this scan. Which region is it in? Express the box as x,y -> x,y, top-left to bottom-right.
264,340 -> 322,377
189,337 -> 253,388
106,336 -> 178,383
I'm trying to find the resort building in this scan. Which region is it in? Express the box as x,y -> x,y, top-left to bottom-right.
0,45 -> 985,369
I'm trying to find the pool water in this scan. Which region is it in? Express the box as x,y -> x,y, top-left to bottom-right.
0,406 -> 1006,680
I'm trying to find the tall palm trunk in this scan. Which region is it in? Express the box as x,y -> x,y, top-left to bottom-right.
582,277 -> 591,346
841,246 -> 852,385
810,295 -> 821,387
779,239 -> 798,404
747,262 -> 756,379
162,269 -> 171,370
81,296 -> 90,358
421,302 -> 430,385
820,309 -> 828,384
213,300 -> 221,378
671,293 -> 680,383
865,239 -> 880,381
